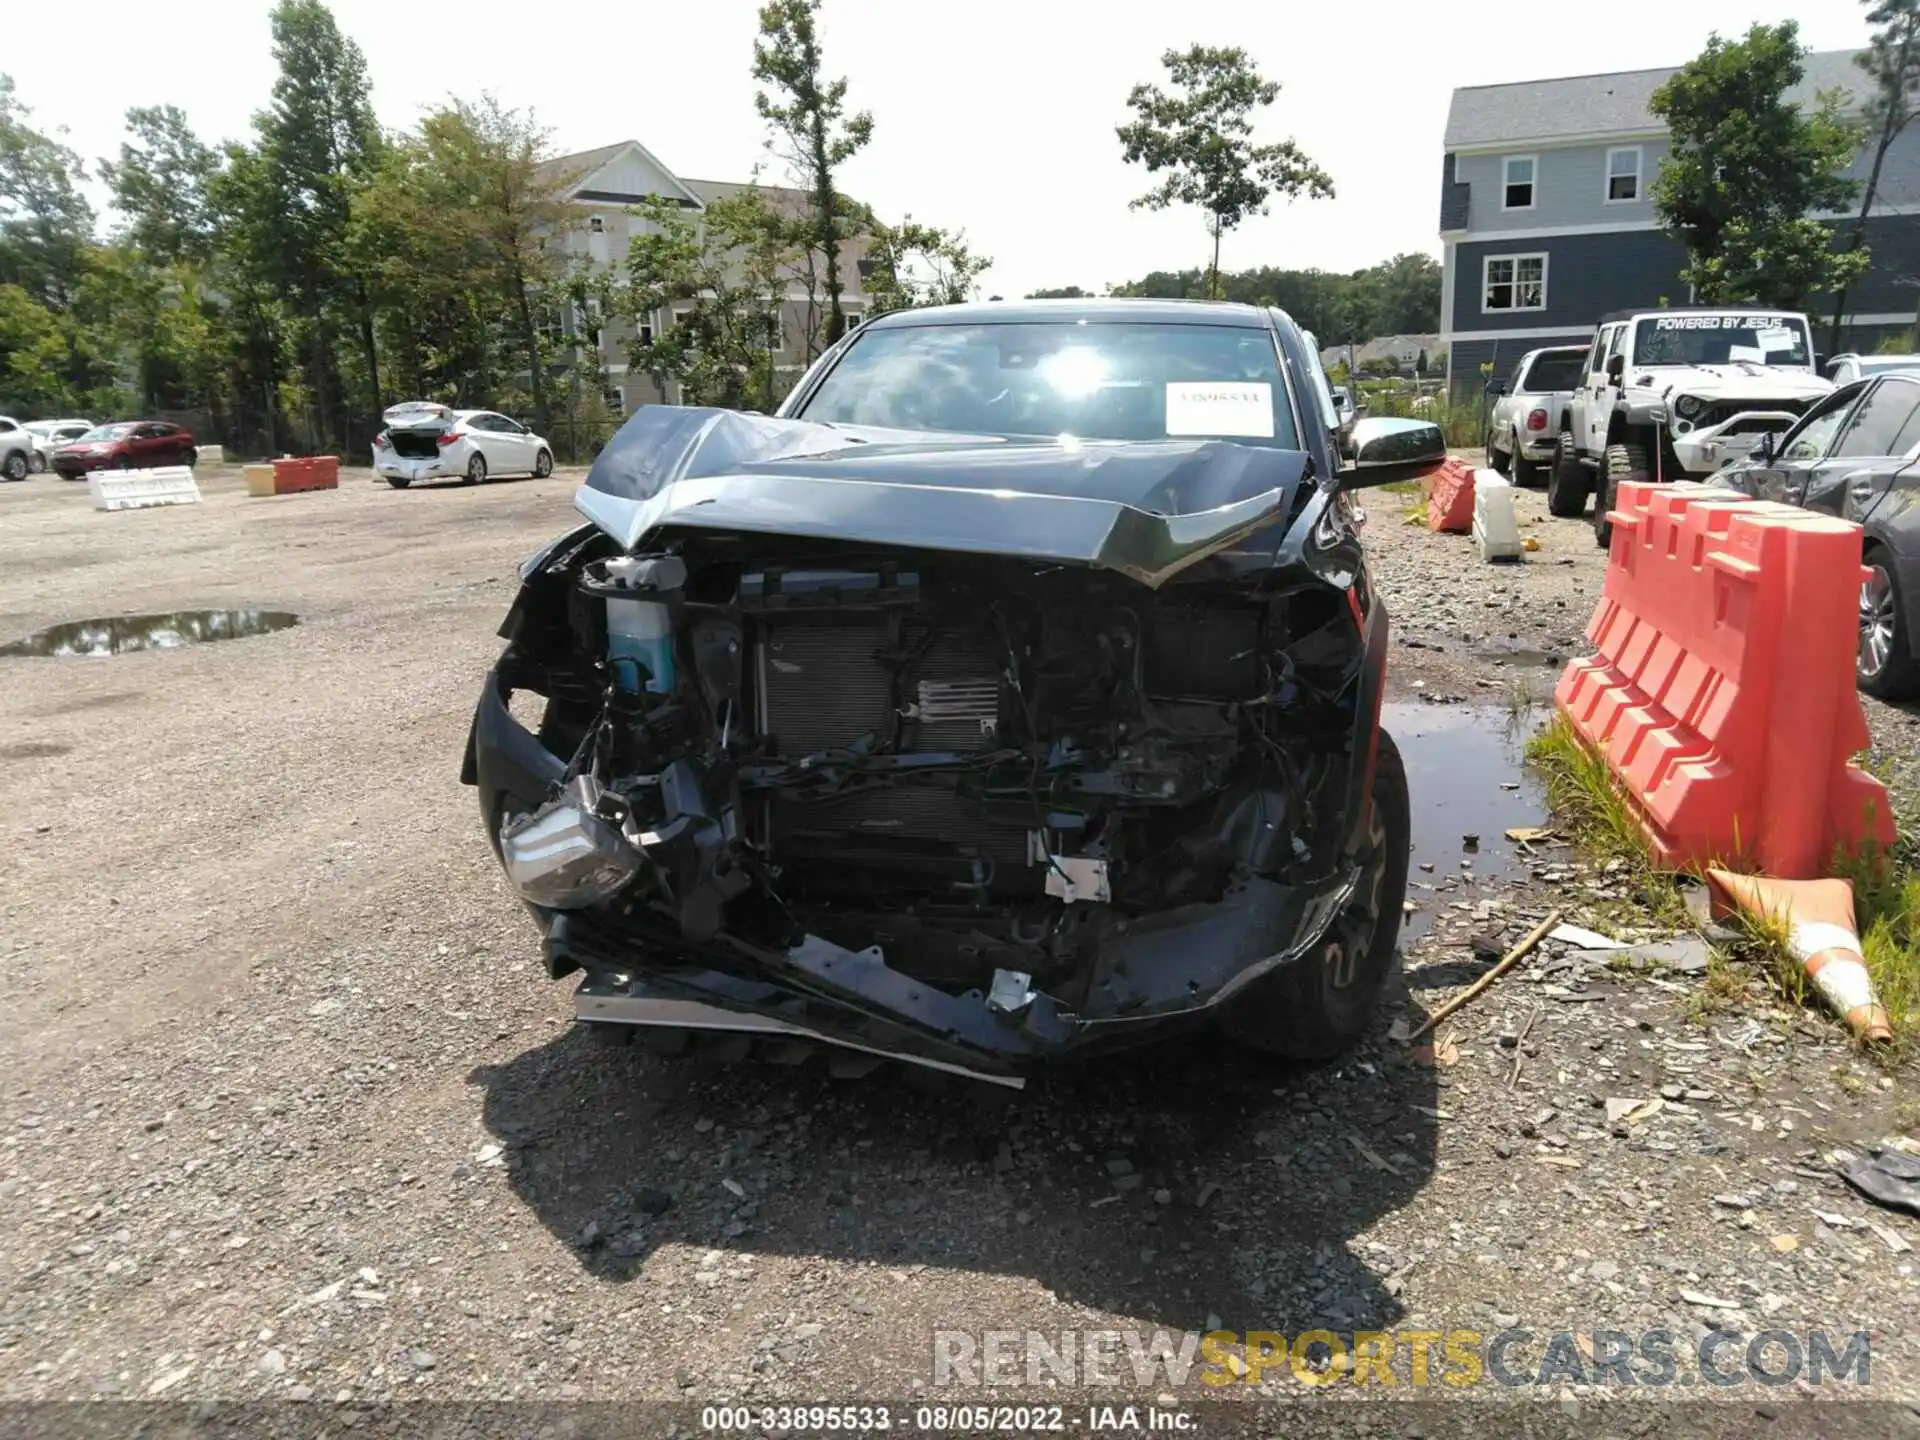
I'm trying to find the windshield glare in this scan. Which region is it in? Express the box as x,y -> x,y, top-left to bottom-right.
795,321 -> 1300,448
1861,357 -> 1920,376
1632,314 -> 1812,368
78,425 -> 133,443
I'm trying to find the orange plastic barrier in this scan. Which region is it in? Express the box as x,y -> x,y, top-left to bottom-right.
1425,458 -> 1475,533
270,456 -> 339,494
1554,481 -> 1894,878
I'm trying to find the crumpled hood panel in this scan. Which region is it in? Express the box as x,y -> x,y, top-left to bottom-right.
573,406 -> 1316,588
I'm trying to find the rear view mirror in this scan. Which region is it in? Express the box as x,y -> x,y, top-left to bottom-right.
1341,416 -> 1447,488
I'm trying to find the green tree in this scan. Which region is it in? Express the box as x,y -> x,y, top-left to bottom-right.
625,190 -> 800,410
1829,0 -> 1920,349
1027,285 -> 1093,299
253,0 -> 384,435
1116,46 -> 1333,301
1650,22 -> 1864,308
101,106 -> 222,266
0,75 -> 94,311
752,0 -> 872,355
862,216 -> 991,315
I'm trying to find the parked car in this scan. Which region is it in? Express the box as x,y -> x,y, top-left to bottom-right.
50,420 -> 197,480
1555,306 -> 1834,544
23,419 -> 95,473
461,299 -> 1448,1084
0,417 -> 37,482
1824,353 -> 1920,385
1719,371 -> 1920,699
371,402 -> 554,488
1484,345 -> 1586,487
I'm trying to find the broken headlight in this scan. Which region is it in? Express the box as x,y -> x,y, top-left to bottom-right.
498,775 -> 643,909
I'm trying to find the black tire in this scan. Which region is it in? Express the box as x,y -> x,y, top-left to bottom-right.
1859,547 -> 1920,700
1222,730 -> 1411,1061
386,476 -> 412,490
1547,432 -> 1588,517
534,448 -> 553,479
1486,434 -> 1511,475
1,450 -> 27,482
182,448 -> 197,469
1512,449 -> 1542,488
465,452 -> 487,486
111,454 -> 131,470
1596,443 -> 1650,549
28,450 -> 47,474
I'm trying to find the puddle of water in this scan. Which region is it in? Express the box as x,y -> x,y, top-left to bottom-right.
0,609 -> 300,658
1384,702 -> 1550,942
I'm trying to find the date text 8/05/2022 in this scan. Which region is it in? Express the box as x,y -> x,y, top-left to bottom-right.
699,1403 -> 1195,1431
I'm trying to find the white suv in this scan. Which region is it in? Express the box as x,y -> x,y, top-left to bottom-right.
1553,307 -> 1834,544
372,402 -> 555,489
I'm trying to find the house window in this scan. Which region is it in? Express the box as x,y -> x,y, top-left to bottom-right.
673,308 -> 695,329
1606,147 -> 1642,203
603,387 -> 626,418
1502,155 -> 1536,211
765,311 -> 786,351
1483,253 -> 1547,312
844,307 -> 863,330
638,319 -> 654,346
588,216 -> 605,233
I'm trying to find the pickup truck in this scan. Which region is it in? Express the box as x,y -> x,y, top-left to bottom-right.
1484,345 -> 1586,487
1552,306 -> 1834,545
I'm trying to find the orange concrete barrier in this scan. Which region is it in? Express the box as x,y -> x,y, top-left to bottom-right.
1425,458 -> 1475,534
270,456 -> 339,494
1554,481 -> 1894,877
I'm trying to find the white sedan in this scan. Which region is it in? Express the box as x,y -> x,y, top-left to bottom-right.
371,402 -> 555,488
24,418 -> 95,472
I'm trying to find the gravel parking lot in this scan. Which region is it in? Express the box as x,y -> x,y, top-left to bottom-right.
0,461 -> 1915,1429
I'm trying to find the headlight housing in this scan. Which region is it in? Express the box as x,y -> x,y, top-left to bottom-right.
1674,394 -> 1704,419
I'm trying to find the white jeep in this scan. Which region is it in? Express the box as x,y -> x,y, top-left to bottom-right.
1552,306 -> 1835,544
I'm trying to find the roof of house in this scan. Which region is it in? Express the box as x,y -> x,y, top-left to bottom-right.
1444,48 -> 1866,149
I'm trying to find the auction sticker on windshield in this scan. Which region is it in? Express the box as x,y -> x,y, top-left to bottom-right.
1165,382 -> 1275,438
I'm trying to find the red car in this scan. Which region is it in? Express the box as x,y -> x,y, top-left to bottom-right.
52,421 -> 197,480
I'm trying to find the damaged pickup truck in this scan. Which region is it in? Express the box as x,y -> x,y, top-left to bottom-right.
461,300 -> 1446,1086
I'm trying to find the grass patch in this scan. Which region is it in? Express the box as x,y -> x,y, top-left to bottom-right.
1404,499 -> 1429,527
1526,711 -> 1920,1054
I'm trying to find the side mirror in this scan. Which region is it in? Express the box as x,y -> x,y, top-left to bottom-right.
1814,353 -> 1829,376
1605,353 -> 1625,383
1341,416 -> 1447,488
1757,431 -> 1777,464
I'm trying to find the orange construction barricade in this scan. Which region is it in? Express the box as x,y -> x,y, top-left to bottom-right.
270,456 -> 340,494
1554,481 -> 1894,878
1425,457 -> 1475,534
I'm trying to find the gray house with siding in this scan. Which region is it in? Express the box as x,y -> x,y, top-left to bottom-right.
1439,51 -> 1920,391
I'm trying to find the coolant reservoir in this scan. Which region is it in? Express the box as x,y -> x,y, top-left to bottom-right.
601,555 -> 684,694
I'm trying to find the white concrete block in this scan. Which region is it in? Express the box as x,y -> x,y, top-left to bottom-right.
1472,468 -> 1524,562
87,466 -> 202,512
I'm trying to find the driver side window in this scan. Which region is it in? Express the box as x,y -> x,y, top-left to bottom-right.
1780,388 -> 1863,462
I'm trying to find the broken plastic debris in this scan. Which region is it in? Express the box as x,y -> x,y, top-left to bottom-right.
1505,826 -> 1557,844
1680,1289 -> 1741,1311
1838,1149 -> 1920,1217
1549,923 -> 1624,950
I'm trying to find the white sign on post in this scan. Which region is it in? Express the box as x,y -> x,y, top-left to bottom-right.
86,467 -> 203,512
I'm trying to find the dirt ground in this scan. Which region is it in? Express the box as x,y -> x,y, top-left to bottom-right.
1,459 -> 1916,1432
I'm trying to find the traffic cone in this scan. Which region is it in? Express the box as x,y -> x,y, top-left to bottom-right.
1707,869 -> 1893,1044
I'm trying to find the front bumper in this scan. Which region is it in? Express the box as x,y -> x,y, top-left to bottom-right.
465,668 -> 1362,1079
1670,411 -> 1802,475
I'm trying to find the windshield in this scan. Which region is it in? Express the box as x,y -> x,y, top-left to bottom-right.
1631,313 -> 1813,368
78,425 -> 134,443
795,321 -> 1300,448
1524,351 -> 1587,391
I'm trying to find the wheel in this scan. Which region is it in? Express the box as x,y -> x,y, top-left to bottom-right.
1596,443 -> 1650,549
28,450 -> 46,474
1486,433 -> 1511,475
112,455 -> 131,469
533,448 -> 553,479
1859,549 -> 1920,700
465,453 -> 487,486
182,448 -> 197,469
1547,432 -> 1588,517
1221,730 -> 1411,1060
1512,449 -> 1541,488
386,476 -> 412,490
1,450 -> 27,482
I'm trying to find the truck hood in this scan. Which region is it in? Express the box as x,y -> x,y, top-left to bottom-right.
572,406 -> 1316,589
1628,365 -> 1834,401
